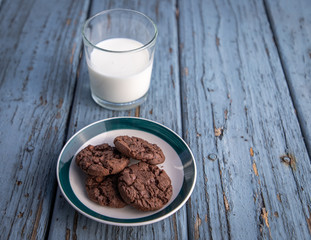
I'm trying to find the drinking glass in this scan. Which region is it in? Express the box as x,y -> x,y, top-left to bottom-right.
82,9 -> 158,110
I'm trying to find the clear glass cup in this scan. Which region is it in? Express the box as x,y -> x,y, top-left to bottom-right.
82,9 -> 157,110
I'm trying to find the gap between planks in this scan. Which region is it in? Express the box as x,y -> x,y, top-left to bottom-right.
43,1 -> 93,239
262,0 -> 311,158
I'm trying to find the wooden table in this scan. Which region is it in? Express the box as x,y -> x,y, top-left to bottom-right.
1,0 -> 311,239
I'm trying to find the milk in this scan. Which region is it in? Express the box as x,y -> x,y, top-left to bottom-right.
86,38 -> 153,103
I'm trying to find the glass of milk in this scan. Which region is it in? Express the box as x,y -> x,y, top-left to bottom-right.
82,9 -> 157,110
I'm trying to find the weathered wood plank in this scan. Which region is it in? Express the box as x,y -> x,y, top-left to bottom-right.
264,0 -> 311,154
0,0 -> 90,239
48,0 -> 186,239
178,0 -> 311,239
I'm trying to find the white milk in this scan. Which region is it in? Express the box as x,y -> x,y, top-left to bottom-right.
87,38 -> 153,103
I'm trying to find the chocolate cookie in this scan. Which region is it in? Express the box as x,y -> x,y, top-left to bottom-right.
118,162 -> 172,211
114,136 -> 165,165
75,144 -> 130,177
86,175 -> 126,208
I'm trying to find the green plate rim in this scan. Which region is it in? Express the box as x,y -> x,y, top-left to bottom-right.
56,117 -> 197,226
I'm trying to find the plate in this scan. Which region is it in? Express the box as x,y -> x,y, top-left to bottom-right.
57,117 -> 196,226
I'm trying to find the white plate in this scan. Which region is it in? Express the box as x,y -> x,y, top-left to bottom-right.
57,117 -> 196,226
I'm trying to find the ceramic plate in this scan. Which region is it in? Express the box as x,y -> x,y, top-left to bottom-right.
57,117 -> 196,226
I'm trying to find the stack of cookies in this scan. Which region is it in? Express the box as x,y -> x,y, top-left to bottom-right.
75,136 -> 173,212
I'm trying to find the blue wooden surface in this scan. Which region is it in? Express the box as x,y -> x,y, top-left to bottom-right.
178,0 -> 311,239
264,0 -> 311,155
0,0 -> 311,239
0,0 -> 89,239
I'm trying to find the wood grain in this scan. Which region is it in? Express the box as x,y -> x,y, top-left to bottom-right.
0,0 -> 90,239
178,0 -> 311,239
264,0 -> 311,155
48,0 -> 186,239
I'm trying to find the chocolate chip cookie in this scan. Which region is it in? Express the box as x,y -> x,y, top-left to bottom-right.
75,144 -> 130,177
114,136 -> 165,165
86,175 -> 126,208
118,162 -> 172,211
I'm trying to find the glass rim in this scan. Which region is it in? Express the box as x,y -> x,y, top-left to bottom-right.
82,8 -> 158,53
